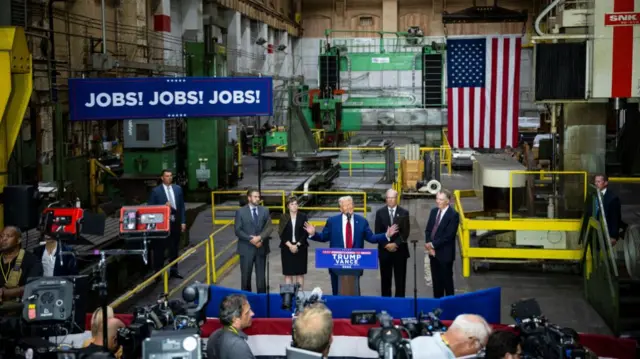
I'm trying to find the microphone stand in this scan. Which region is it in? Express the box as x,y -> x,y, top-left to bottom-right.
266,246 -> 271,318
411,239 -> 418,318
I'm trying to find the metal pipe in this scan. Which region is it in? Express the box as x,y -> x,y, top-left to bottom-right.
101,0 -> 107,53
531,34 -> 593,41
534,0 -> 563,37
551,104 -> 557,217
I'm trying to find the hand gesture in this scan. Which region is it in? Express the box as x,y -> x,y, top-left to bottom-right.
289,243 -> 298,254
250,235 -> 261,245
386,224 -> 399,238
304,222 -> 316,236
385,243 -> 398,252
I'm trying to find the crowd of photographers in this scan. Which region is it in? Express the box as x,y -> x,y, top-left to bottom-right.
206,293 -> 523,359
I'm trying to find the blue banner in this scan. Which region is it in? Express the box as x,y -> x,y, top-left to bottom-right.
315,248 -> 378,270
68,77 -> 273,121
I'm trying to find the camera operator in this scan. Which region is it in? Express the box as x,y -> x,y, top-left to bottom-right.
411,314 -> 492,359
0,226 -> 43,304
292,303 -> 333,357
81,317 -> 125,357
484,331 -> 521,359
207,294 -> 255,359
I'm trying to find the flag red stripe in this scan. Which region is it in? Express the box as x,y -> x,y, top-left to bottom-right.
457,87 -> 464,147
479,87 -> 486,149
469,88 -> 476,148
512,38 -> 522,147
500,39 -> 511,148
447,87 -> 454,146
612,0 -> 635,97
489,38 -> 498,148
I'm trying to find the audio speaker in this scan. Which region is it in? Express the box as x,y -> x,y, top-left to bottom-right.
2,185 -> 38,230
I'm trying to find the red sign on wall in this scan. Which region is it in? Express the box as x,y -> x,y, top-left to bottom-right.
605,12 -> 640,26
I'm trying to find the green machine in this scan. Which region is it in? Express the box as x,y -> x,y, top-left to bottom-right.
303,28 -> 446,151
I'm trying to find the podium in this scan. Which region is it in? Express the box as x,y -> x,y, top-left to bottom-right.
315,248 -> 378,297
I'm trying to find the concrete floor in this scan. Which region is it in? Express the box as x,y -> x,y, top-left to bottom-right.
128,156 -> 613,336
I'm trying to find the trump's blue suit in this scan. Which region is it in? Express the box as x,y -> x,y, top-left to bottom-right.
309,213 -> 389,295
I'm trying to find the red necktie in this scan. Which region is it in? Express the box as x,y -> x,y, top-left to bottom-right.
346,219 -> 353,248
431,210 -> 442,240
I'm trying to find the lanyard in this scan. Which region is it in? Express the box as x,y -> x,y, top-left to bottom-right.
0,256 -> 11,283
226,326 -> 239,335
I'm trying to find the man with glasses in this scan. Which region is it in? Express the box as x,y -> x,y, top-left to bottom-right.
411,314 -> 492,359
375,189 -> 410,297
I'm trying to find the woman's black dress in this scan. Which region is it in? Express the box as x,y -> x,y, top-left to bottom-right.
279,213 -> 309,276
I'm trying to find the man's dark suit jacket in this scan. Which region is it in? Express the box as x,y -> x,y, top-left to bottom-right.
375,206 -> 410,259
424,207 -> 460,263
584,189 -> 623,239
148,184 -> 187,225
32,243 -> 78,276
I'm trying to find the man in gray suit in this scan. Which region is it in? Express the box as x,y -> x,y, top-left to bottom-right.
234,188 -> 273,293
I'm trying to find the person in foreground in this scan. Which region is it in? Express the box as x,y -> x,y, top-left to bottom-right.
411,314 -> 492,359
80,317 -> 125,357
304,195 -> 399,295
207,294 -> 255,359
484,330 -> 521,359
292,303 -> 334,357
424,189 -> 460,298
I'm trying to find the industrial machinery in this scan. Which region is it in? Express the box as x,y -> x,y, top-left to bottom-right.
0,27 -> 33,229
531,0 -> 640,339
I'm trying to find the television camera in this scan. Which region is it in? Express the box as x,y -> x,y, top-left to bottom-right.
117,282 -> 210,359
367,312 -> 413,359
400,309 -> 447,338
511,298 -> 586,359
281,285 -> 325,348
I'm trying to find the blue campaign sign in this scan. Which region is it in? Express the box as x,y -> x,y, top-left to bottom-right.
68,77 -> 273,121
315,248 -> 379,270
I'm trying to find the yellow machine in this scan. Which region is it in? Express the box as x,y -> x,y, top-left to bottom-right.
0,27 -> 33,228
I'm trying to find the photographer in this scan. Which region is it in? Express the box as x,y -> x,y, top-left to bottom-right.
484,331 -> 521,359
207,294 -> 255,359
81,317 -> 125,357
411,314 -> 492,359
293,303 -> 333,357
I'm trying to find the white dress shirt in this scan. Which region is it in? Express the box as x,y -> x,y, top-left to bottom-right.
164,185 -> 176,209
42,244 -> 57,277
291,215 -> 297,244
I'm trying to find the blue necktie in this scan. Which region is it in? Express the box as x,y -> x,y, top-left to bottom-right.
252,208 -> 259,226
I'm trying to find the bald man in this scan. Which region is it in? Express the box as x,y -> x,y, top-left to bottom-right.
375,189 -> 410,297
293,304 -> 333,357
82,317 -> 125,356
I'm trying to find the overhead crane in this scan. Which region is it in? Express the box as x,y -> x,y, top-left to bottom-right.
0,26 -> 32,229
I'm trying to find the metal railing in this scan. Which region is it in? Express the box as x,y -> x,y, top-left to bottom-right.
454,170 -> 588,277
109,223 -> 237,309
211,190 -> 287,225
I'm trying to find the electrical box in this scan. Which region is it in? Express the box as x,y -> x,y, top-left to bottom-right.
124,119 -> 178,148
516,230 -> 567,250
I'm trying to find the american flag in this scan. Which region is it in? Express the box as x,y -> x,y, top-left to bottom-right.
446,36 -> 522,149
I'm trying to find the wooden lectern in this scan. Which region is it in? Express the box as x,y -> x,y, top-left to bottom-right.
334,269 -> 363,296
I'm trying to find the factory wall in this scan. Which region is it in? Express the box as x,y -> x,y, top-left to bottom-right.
301,0 -> 541,38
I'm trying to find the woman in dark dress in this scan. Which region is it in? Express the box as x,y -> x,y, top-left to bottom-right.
278,196 -> 309,288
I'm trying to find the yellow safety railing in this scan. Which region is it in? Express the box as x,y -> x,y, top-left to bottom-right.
440,128 -> 453,174
454,171 -> 587,277
290,190 -> 367,226
237,141 -> 243,179
109,223 -> 238,309
609,177 -> 640,183
508,170 -> 588,221
211,190 -> 286,225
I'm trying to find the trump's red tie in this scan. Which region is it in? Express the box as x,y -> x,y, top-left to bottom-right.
346,219 -> 353,248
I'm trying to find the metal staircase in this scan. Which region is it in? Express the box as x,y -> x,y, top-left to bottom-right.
422,52 -> 443,108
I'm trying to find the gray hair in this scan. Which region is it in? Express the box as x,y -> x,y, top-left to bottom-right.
293,303 -> 333,353
449,314 -> 492,346
386,189 -> 398,198
438,189 -> 452,201
338,196 -> 353,205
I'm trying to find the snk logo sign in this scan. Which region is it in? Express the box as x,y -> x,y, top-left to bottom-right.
605,12 -> 640,26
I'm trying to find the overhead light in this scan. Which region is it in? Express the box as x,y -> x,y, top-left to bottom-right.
255,37 -> 267,45
277,44 -> 287,52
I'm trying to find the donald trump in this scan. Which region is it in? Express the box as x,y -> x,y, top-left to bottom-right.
304,196 -> 398,295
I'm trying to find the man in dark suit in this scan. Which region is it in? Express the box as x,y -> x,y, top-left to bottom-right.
148,169 -> 186,279
375,188 -> 410,297
587,174 -> 624,246
33,233 -> 78,277
424,189 -> 460,298
234,188 -> 273,293
304,196 -> 398,295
